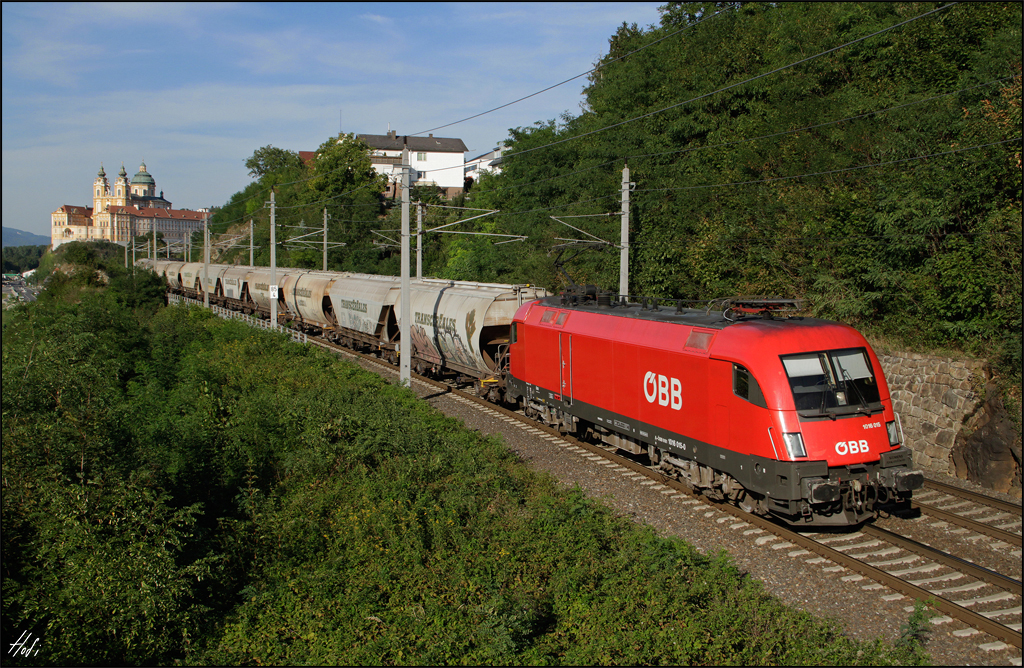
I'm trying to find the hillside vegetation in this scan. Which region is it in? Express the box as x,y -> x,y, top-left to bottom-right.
2,260 -> 929,665
209,2 -> 1021,391
469,1 -> 1021,378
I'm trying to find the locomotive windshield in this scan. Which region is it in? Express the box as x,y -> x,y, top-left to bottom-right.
781,348 -> 882,417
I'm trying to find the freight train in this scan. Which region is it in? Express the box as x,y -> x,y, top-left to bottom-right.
139,259 -> 923,526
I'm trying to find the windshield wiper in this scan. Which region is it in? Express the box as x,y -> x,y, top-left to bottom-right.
840,367 -> 872,414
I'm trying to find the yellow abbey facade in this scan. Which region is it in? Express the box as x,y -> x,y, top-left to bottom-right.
51,162 -> 207,249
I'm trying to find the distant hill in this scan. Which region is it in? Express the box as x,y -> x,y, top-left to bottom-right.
3,227 -> 50,248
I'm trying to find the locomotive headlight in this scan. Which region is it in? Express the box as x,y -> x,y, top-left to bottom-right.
782,432 -> 807,459
886,420 -> 900,446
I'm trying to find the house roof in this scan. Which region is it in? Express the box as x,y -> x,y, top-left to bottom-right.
357,133 -> 468,153
109,206 -> 206,220
55,205 -> 92,215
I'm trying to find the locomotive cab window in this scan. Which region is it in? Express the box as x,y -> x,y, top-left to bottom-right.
510,322 -> 517,344
540,310 -> 555,324
733,364 -> 767,408
781,348 -> 882,417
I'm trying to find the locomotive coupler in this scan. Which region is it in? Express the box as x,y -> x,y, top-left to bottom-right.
895,469 -> 924,493
803,478 -> 840,504
877,467 -> 924,493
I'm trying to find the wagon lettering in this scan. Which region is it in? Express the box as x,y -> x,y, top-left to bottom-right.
415,311 -> 457,336
338,299 -> 367,313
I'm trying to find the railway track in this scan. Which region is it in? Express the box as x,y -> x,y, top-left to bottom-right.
199,299 -> 1023,658
907,480 -> 1023,550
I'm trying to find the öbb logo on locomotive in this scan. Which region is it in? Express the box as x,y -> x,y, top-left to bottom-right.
144,258 -> 924,527
835,440 -> 870,456
643,371 -> 683,410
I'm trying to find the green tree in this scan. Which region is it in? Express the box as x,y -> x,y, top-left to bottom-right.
2,245 -> 47,274
479,1 -> 1021,381
245,145 -> 303,179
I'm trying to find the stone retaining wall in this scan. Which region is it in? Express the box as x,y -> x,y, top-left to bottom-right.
877,353 -> 986,475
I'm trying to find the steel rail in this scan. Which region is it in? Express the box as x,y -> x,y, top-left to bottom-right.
923,478 -> 1023,517
863,525 -> 1022,597
911,499 -> 1023,548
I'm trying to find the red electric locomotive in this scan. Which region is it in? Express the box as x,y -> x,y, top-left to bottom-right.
505,292 -> 923,526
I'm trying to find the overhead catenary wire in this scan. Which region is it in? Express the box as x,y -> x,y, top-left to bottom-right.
458,17 -> 999,203
483,137 -> 1021,230
213,4 -> 961,233
459,76 -> 1012,202
631,137 -> 1022,195
207,1 -> 1019,282
408,7 -> 734,138
497,3 -> 958,161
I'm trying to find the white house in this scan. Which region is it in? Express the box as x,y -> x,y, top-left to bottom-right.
357,131 -> 468,199
464,145 -> 506,181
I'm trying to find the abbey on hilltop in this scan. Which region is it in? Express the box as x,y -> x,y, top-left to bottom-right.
51,162 -> 208,249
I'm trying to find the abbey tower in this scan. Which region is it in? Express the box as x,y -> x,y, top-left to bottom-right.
52,162 -> 205,250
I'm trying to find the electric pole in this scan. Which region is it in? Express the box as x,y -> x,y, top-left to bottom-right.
270,189 -> 277,328
620,164 -> 631,298
416,201 -> 423,279
203,214 -> 210,308
400,148 -> 411,386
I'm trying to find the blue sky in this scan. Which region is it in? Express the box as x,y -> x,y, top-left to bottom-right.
2,2 -> 663,238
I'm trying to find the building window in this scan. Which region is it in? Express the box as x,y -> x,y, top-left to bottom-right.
417,152 -> 427,161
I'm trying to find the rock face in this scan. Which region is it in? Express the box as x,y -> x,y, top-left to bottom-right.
951,384 -> 1023,494
878,352 -> 1021,498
